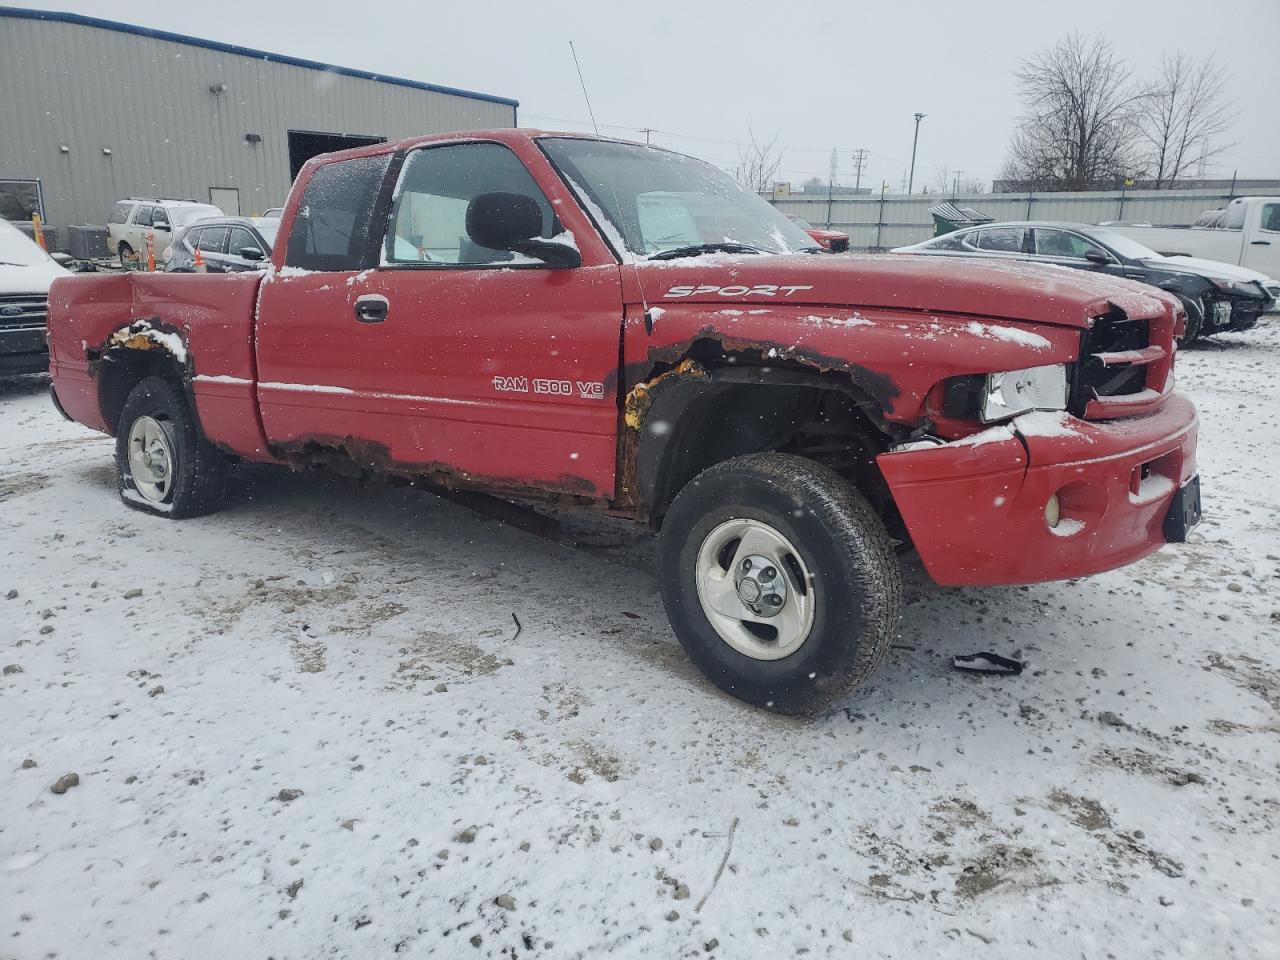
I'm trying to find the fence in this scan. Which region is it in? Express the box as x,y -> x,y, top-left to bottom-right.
769,189 -> 1240,252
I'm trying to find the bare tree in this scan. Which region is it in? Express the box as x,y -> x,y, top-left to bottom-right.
1137,53 -> 1235,187
931,164 -> 988,196
734,128 -> 783,194
1001,34 -> 1145,191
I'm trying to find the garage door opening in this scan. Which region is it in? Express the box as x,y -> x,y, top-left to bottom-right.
287,130 -> 386,181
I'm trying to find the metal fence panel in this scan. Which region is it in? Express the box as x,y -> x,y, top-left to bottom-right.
771,190 -> 1239,250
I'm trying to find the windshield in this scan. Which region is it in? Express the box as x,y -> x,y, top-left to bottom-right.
0,219 -> 51,266
170,205 -> 223,227
540,138 -> 818,258
1088,227 -> 1159,261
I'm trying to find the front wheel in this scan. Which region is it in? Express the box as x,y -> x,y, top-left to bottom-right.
117,242 -> 134,268
657,454 -> 902,714
115,377 -> 227,518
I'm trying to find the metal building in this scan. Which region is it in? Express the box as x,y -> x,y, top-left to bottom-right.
0,6 -> 518,243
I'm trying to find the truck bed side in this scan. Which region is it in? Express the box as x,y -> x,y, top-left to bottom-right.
48,271 -> 273,461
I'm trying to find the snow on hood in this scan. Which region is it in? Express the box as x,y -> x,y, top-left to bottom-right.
0,257 -> 69,295
1148,255 -> 1271,285
0,219 -> 70,294
637,252 -> 1172,329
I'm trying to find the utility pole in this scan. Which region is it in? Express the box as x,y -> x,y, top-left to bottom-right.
907,112 -> 926,195
826,148 -> 838,226
851,148 -> 868,191
952,169 -> 963,198
639,127 -> 653,145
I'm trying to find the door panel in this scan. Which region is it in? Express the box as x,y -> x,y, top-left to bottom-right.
255,144 -> 625,499
257,265 -> 622,496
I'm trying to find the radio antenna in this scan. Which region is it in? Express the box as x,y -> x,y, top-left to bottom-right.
569,41 -> 600,136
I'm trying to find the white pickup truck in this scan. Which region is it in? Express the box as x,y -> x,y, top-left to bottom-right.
1104,197 -> 1280,290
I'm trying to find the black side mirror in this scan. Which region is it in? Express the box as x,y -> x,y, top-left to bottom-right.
239,246 -> 265,261
1084,250 -> 1111,265
465,192 -> 581,268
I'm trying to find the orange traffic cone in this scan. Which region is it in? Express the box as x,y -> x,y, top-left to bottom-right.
193,246 -> 205,272
146,234 -> 156,272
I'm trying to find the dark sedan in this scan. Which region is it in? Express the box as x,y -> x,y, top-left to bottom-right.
893,221 -> 1275,343
164,216 -> 278,274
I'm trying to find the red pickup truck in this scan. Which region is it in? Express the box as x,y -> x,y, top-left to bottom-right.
47,129 -> 1201,713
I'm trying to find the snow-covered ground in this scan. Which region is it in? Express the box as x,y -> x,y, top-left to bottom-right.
2,327 -> 1277,960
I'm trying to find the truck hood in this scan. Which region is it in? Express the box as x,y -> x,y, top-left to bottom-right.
638,253 -> 1170,329
1148,255 -> 1272,285
0,258 -> 69,295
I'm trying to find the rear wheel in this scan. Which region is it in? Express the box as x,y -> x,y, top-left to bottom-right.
658,453 -> 902,715
115,377 -> 226,518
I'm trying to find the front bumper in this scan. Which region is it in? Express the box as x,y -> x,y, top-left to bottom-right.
877,392 -> 1199,586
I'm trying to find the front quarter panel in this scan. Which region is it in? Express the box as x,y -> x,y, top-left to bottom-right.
633,302 -> 1080,425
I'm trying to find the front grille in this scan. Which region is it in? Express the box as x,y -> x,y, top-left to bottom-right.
0,294 -> 48,333
1069,304 -> 1174,420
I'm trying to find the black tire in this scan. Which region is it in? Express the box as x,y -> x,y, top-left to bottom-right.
1175,294 -> 1204,345
115,376 -> 226,518
658,453 -> 902,715
117,242 -> 134,268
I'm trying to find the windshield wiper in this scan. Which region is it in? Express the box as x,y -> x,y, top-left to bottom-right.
0,260 -> 30,267
648,242 -> 765,261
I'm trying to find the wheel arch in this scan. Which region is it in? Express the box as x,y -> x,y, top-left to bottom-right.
95,322 -> 194,435
626,345 -> 906,526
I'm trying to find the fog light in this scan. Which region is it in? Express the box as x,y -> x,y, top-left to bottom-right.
1045,494 -> 1061,529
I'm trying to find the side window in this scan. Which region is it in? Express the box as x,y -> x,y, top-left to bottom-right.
228,227 -> 260,256
384,142 -> 556,266
1261,203 -> 1280,234
183,228 -> 202,253
285,154 -> 391,271
108,202 -> 131,225
198,226 -> 229,253
132,205 -> 154,227
1034,228 -> 1106,259
152,207 -> 171,228
923,233 -> 966,251
976,226 -> 1026,252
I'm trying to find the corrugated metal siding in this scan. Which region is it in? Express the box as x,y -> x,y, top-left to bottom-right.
772,190 -> 1242,251
0,16 -> 516,234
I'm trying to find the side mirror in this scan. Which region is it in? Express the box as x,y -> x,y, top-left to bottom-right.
1084,250 -> 1111,265
239,246 -> 265,261
465,192 -> 581,268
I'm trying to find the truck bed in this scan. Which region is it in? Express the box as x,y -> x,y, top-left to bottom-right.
48,270 -> 273,460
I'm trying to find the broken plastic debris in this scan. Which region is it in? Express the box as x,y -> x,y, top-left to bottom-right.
951,652 -> 1025,675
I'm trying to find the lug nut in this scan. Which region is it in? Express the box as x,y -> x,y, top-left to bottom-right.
761,566 -> 776,581
765,594 -> 782,606
741,558 -> 752,571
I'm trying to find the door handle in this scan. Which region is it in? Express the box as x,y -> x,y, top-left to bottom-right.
1250,240 -> 1271,245
353,294 -> 389,323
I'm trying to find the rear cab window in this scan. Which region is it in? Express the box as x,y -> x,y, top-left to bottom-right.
285,154 -> 392,271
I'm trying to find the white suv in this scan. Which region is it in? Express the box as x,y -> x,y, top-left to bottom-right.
106,198 -> 223,265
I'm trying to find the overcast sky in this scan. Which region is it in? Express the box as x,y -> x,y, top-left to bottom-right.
22,0 -> 1280,190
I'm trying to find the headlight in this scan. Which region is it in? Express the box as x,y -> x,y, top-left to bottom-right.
1208,277 -> 1266,298
980,364 -> 1068,423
